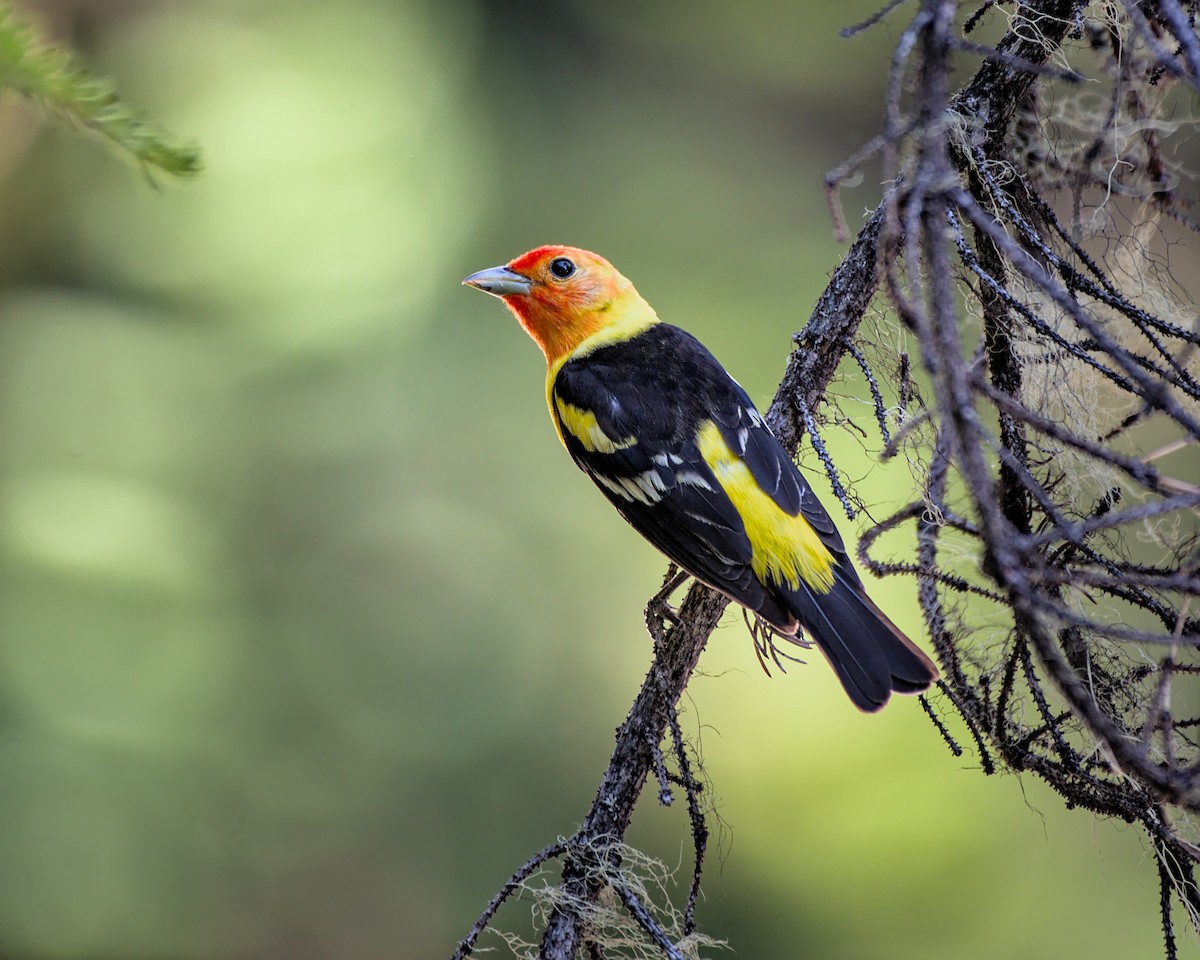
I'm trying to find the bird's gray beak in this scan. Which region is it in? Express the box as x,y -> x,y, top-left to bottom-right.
462,265 -> 532,297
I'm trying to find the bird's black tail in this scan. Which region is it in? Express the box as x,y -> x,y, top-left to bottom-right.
782,567 -> 938,712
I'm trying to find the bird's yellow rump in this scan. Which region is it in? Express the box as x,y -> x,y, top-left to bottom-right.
695,420 -> 835,594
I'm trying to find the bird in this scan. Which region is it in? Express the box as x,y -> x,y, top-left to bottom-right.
463,245 -> 938,711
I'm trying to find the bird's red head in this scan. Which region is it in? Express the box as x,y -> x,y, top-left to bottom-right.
463,245 -> 649,365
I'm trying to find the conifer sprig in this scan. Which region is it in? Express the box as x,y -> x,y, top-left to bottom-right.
0,4 -> 201,178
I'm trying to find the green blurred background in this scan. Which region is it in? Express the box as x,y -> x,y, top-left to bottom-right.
0,1 -> 1179,957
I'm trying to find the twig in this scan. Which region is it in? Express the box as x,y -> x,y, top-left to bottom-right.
451,839 -> 570,960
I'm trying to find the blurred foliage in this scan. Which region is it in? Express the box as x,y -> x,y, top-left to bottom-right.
0,1 -> 1186,959
0,3 -> 200,178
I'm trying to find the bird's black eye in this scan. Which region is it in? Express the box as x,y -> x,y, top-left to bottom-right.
549,257 -> 576,280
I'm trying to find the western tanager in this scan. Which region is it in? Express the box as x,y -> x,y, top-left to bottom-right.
463,245 -> 938,710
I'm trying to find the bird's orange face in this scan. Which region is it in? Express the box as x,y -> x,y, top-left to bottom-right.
464,245 -> 641,365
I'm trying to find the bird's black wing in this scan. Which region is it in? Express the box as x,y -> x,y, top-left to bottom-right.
552,324 -> 806,625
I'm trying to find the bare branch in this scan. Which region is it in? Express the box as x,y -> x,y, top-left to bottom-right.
458,3 -> 1200,957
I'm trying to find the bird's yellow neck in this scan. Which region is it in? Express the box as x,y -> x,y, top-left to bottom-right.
504,277 -> 655,365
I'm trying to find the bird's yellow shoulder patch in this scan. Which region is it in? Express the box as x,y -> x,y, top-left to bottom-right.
544,303 -> 659,448
696,420 -> 835,594
554,396 -> 637,454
